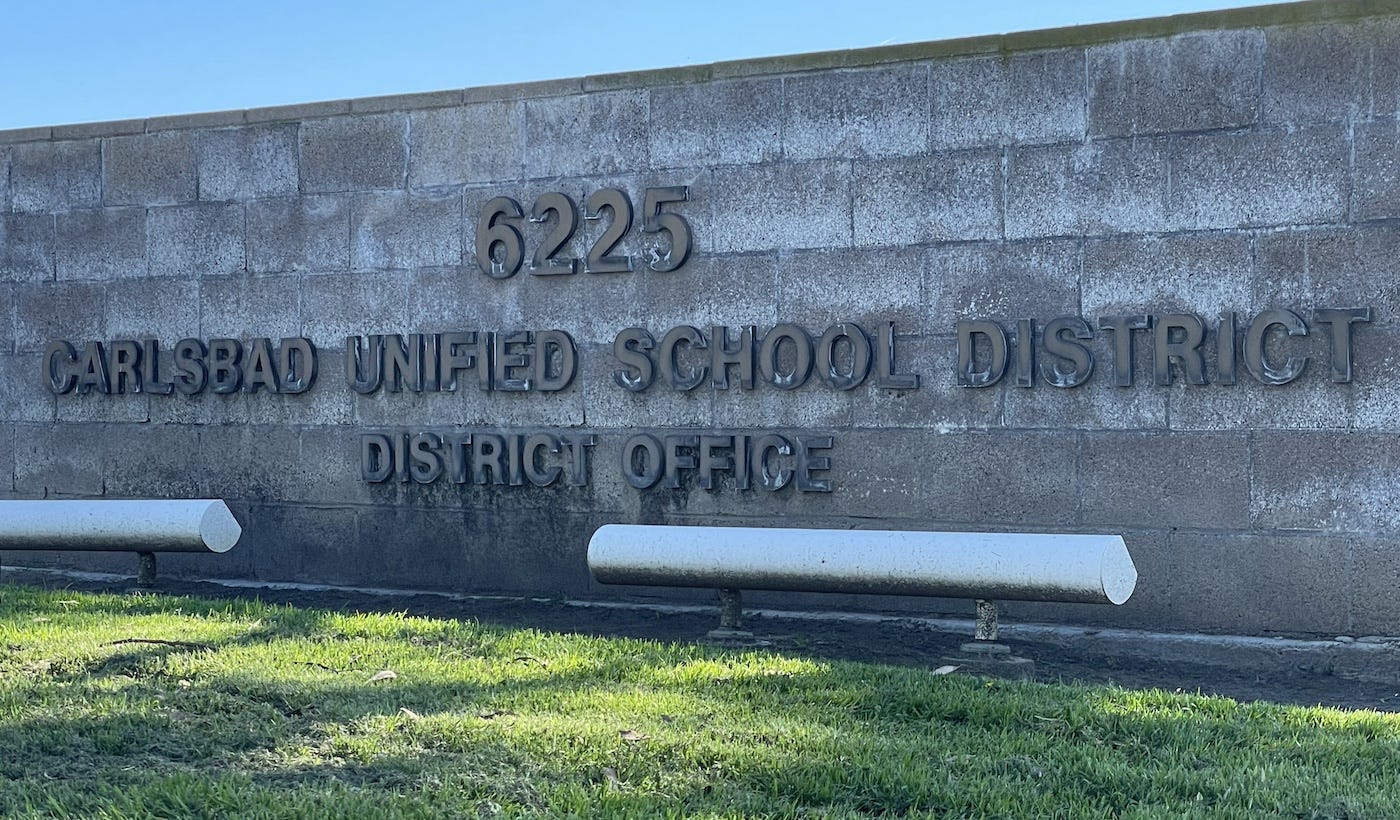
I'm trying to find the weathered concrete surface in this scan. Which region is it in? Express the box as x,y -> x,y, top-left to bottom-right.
3,0 -> 1399,637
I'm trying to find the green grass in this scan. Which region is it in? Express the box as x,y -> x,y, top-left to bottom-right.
0,586 -> 1396,818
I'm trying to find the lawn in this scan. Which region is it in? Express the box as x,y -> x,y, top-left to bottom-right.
0,585 -> 1395,818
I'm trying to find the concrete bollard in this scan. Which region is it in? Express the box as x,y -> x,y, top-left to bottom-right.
588,524 -> 1136,605
0,500 -> 242,587
0,500 -> 241,553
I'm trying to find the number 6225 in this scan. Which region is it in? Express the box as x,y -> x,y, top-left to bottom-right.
475,186 -> 693,279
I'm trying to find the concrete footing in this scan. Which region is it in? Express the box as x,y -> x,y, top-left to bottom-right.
942,641 -> 1037,679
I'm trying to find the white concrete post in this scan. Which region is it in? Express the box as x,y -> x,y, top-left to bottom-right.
587,525 -> 1136,605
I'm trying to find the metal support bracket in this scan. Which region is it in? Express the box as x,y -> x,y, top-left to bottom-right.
707,588 -> 755,642
136,552 -> 157,588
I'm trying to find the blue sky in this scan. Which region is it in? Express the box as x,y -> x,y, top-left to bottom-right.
2,0 -> 1254,130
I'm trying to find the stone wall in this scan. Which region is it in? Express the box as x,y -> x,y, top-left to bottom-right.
2,0 -> 1398,636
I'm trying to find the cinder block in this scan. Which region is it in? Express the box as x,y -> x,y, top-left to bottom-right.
864,333 -> 1005,431
1353,119 -> 1400,222
1254,224 -> 1400,320
1171,127 -> 1348,230
1374,18 -> 1400,119
1127,531 -> 1347,634
10,140 -> 101,213
0,424 -> 13,494
1088,30 -> 1262,136
196,124 -> 299,201
148,203 -> 245,278
507,262 -> 650,349
300,271 -> 408,343
238,361 -> 355,426
147,391 -> 244,427
1352,535 -> 1400,634
1262,22 -> 1369,125
642,250 -> 775,330
0,284 -> 12,353
14,281 -> 105,353
1080,431 -> 1249,529
13,422 -> 105,496
713,379 -> 856,429
1006,139 -> 1169,239
649,77 -> 781,169
196,424 -> 302,502
55,207 -> 146,280
405,381 -> 583,428
102,423 -> 202,497
420,509 -> 595,594
299,114 -> 408,193
853,151 -> 1001,246
199,273 -> 300,339
407,268 -> 523,337
1348,324 -> 1400,431
576,434 -> 633,515
297,427 -> 375,507
56,389 -> 149,423
343,372 -> 561,428
351,190 -> 463,270
744,428 -> 923,520
922,430 -> 1079,527
233,504 -> 358,584
523,91 -> 647,178
581,341 -> 713,428
925,240 -> 1080,330
246,195 -> 350,273
783,65 -> 928,160
710,161 -> 851,253
931,49 -> 1085,149
102,131 -> 196,205
1004,377 -> 1169,430
409,102 -> 523,187
1167,375 -> 1350,433
1082,233 -> 1252,317
105,276 -> 198,340
350,384 -> 483,428
150,378 -> 349,428
777,246 -> 923,331
344,508 -> 473,589
0,354 -> 54,422
1253,431 -> 1400,532
0,213 -> 54,283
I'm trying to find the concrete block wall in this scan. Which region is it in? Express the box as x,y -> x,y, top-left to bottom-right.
2,0 -> 1398,636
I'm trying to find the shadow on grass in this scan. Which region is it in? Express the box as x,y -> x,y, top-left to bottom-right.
2,584 -> 1399,817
